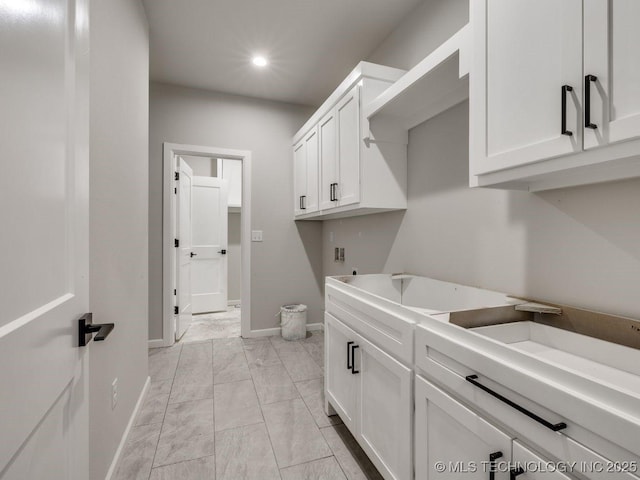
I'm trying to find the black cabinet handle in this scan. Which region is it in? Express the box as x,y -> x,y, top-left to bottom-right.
299,195 -> 306,210
510,467 -> 525,480
585,74 -> 598,129
561,85 -> 574,136
466,375 -> 567,432
489,451 -> 503,480
347,341 -> 354,370
330,183 -> 338,202
350,344 -> 360,374
79,313 -> 114,347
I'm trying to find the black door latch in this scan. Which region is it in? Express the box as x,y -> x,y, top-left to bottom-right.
79,313 -> 114,347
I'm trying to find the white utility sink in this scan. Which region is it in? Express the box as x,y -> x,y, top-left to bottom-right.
472,321 -> 640,398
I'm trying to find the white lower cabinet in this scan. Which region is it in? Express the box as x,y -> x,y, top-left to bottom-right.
511,441 -> 576,480
325,313 -> 412,480
415,375 -> 512,480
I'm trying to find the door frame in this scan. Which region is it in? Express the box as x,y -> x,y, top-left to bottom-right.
162,142 -> 252,345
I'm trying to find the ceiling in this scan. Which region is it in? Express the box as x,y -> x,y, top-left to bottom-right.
142,0 -> 423,106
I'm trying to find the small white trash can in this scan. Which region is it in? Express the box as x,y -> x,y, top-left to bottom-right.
280,304 -> 307,341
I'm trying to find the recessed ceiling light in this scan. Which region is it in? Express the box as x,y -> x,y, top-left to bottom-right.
252,56 -> 268,67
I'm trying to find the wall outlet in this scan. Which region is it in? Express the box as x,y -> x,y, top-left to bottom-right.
251,230 -> 263,242
111,378 -> 118,410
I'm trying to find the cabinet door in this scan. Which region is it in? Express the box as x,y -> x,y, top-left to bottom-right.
336,85 -> 361,207
415,375 -> 512,480
511,441 -> 576,480
584,0 -> 640,149
472,0 -> 583,175
325,313 -> 359,432
319,109 -> 338,211
293,140 -> 306,216
357,336 -> 412,480
221,159 -> 242,208
304,127 -> 319,213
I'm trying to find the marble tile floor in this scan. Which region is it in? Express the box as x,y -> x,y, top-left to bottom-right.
180,307 -> 241,343
115,330 -> 383,480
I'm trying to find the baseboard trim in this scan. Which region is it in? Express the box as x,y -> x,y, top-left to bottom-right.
148,338 -> 168,348
104,376 -> 151,480
227,299 -> 241,306
244,322 -> 324,338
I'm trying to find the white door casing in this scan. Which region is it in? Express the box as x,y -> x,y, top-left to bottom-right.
0,0 -> 90,478
176,158 -> 194,339
191,176 -> 229,314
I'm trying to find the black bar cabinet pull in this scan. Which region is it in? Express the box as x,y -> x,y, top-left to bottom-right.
79,313 -> 114,347
561,85 -> 573,136
347,341 -> 354,370
489,451 -> 503,480
510,467 -> 525,480
585,74 -> 598,129
300,195 -> 306,210
330,183 -> 338,202
350,344 -> 360,374
466,375 -> 567,432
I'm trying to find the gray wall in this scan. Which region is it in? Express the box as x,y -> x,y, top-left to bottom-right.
228,212 -> 242,302
89,0 -> 149,478
324,0 -> 640,320
149,83 -> 322,338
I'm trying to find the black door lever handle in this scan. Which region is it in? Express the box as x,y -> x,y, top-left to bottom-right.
79,313 -> 114,346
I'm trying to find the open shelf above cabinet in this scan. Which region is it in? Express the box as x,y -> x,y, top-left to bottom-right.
364,25 -> 470,135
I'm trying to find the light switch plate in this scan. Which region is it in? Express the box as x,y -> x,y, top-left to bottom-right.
251,230 -> 263,242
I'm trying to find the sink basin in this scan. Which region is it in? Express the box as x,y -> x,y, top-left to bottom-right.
472,321 -> 640,397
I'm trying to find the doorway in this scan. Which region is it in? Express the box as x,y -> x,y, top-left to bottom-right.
162,143 -> 252,346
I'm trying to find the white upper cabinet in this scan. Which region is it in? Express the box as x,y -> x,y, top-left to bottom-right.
319,109 -> 338,211
293,62 -> 407,220
293,127 -> 319,215
472,0 -> 583,175
470,0 -> 640,191
584,0 -> 640,149
335,85 -> 361,207
218,158 -> 242,209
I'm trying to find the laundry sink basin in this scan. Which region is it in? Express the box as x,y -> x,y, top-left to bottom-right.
471,321 -> 640,397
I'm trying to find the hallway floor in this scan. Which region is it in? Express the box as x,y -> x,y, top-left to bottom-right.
180,307 -> 241,343
114,331 -> 383,480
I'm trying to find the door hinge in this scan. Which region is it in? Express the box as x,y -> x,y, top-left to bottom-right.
174,238 -> 179,248
174,306 -> 179,315
175,171 -> 179,181
174,288 -> 177,295
174,187 -> 177,194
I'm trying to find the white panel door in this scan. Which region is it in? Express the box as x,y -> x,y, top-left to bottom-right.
357,335 -> 412,480
474,0 -> 583,175
584,0 -> 640,149
294,140 -> 307,216
304,127 -> 319,213
191,176 -> 229,314
220,158 -> 242,208
176,158 -> 194,339
415,376 -> 512,480
0,0 -> 90,478
319,109 -> 338,210
325,314 -> 359,432
337,85 -> 361,206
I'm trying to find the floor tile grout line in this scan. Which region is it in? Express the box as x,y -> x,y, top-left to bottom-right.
278,453 -> 339,474
147,342 -> 183,479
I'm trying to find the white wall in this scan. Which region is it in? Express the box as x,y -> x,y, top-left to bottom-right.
89,0 -> 149,478
149,83 -> 322,337
323,0 -> 640,320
